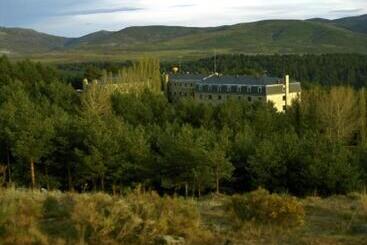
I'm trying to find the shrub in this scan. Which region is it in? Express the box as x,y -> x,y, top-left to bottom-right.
116,189 -> 211,244
40,195 -> 77,241
229,188 -> 305,227
0,188 -> 47,244
0,188 -> 217,245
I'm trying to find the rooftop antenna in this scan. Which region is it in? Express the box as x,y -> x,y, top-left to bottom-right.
214,49 -> 217,75
178,56 -> 182,73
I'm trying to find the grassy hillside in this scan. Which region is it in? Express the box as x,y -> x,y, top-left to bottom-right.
2,15 -> 367,62
66,26 -> 213,50
0,27 -> 68,55
308,14 -> 367,34
149,20 -> 367,54
332,14 -> 367,34
63,20 -> 367,55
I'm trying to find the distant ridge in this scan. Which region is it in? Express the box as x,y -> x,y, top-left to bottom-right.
1,14 -> 367,59
308,14 -> 367,34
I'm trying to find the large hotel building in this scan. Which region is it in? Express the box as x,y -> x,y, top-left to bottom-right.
166,73 -> 301,112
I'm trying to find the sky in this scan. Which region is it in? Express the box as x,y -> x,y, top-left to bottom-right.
0,0 -> 366,37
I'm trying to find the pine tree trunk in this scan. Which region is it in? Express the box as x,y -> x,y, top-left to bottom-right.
45,165 -> 50,190
112,184 -> 116,196
192,183 -> 195,198
198,182 -> 201,198
93,179 -> 97,192
7,146 -> 11,183
360,89 -> 366,145
67,164 -> 73,192
30,159 -> 36,190
101,175 -> 105,192
216,169 -> 220,194
185,183 -> 188,198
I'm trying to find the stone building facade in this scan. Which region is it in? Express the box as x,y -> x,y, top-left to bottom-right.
167,74 -> 301,112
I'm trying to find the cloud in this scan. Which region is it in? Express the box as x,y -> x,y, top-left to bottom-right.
329,8 -> 364,14
1,0 -> 367,37
170,4 -> 197,8
59,7 -> 143,16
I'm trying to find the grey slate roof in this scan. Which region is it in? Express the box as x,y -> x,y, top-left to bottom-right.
170,73 -> 284,86
202,74 -> 283,85
169,73 -> 301,95
290,83 -> 301,93
170,74 -> 207,82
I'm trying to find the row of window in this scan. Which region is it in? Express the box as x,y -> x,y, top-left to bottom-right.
197,84 -> 264,94
198,94 -> 263,102
172,91 -> 195,97
171,82 -> 194,87
171,91 -> 264,102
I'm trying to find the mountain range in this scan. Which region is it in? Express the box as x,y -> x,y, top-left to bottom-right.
1,14 -> 367,61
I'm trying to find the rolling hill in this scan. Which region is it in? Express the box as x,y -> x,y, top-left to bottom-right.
0,27 -> 69,55
1,14 -> 367,61
309,14 -> 367,34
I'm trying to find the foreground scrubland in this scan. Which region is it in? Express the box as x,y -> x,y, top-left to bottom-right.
0,188 -> 366,245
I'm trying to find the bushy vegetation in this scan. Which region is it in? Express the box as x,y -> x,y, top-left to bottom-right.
0,188 -> 216,245
1,188 -> 367,245
229,188 -> 305,227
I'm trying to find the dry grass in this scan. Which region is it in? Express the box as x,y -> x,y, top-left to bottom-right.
0,188 -> 367,244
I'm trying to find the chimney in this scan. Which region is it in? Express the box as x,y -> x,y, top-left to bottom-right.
82,78 -> 89,90
164,73 -> 170,97
165,74 -> 169,83
285,75 -> 290,108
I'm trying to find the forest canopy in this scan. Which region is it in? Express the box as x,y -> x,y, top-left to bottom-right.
0,55 -> 366,197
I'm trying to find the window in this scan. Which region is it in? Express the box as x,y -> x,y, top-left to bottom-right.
258,97 -> 262,101
231,86 -> 237,93
247,86 -> 251,93
258,87 -> 262,94
174,92 -> 177,95
248,97 -> 252,102
238,96 -> 242,100
218,95 -> 222,100
208,85 -> 212,92
198,85 -> 202,91
184,92 -> 187,96
283,95 -> 286,101
208,95 -> 212,100
283,105 -> 287,111
227,86 -> 231,92
237,86 -> 241,93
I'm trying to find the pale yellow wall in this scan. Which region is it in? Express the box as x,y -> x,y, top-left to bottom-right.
288,92 -> 301,104
266,92 -> 301,112
195,93 -> 265,105
170,80 -> 301,113
266,94 -> 285,112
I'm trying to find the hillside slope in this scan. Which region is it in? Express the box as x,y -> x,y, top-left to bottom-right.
146,20 -> 367,54
64,20 -> 367,55
308,14 -> 367,34
1,15 -> 367,59
0,27 -> 69,55
332,14 -> 367,34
